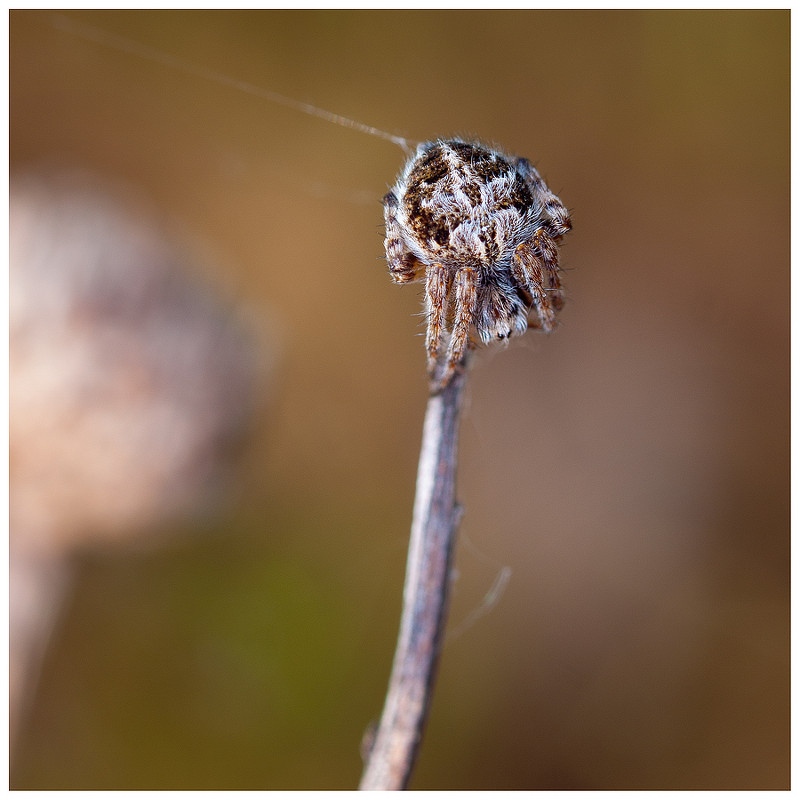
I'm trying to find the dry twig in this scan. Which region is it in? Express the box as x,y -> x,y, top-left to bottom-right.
359,362 -> 469,790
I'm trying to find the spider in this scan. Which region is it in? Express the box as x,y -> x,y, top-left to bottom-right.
383,138 -> 571,388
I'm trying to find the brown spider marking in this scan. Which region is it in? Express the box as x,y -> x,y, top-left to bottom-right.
383,139 -> 571,389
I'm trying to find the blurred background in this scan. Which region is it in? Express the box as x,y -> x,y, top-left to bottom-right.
9,10 -> 788,790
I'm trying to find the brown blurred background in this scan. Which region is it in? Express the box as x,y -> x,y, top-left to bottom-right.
9,10 -> 788,789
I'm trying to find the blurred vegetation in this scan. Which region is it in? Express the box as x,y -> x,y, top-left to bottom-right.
10,9 -> 788,789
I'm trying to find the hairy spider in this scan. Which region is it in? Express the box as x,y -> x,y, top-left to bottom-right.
383,138 -> 571,388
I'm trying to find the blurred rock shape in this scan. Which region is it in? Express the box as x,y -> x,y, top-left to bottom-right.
10,168 -> 262,748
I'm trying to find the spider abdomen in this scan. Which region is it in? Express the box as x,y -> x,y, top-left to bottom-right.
400,140 -> 535,265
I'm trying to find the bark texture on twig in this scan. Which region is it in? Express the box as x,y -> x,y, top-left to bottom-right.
359,364 -> 468,790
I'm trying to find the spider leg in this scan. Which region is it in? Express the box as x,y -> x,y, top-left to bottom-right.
513,158 -> 572,239
441,265 -> 478,385
383,191 -> 424,284
512,231 -> 564,332
425,262 -> 449,374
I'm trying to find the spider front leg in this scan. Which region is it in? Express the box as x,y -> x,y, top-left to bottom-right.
438,265 -> 478,387
383,191 -> 424,284
512,230 -> 564,332
425,262 -> 449,375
